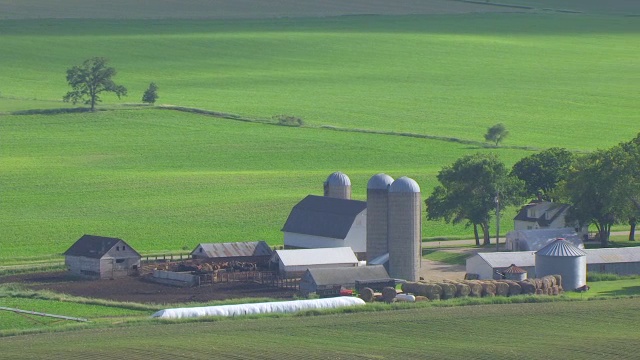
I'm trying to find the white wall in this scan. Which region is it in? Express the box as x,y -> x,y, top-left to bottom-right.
465,255 -> 494,280
284,211 -> 366,254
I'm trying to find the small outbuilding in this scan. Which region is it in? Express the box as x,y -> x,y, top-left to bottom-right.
465,252 -> 536,280
282,195 -> 367,258
585,247 -> 640,276
190,241 -> 273,266
64,234 -> 141,279
270,247 -> 359,278
299,265 -> 391,297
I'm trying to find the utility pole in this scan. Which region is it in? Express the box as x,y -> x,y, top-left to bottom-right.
495,190 -> 500,252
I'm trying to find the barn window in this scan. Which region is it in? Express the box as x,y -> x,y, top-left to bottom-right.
115,259 -> 125,263
199,248 -> 203,253
116,246 -> 120,251
123,246 -> 126,251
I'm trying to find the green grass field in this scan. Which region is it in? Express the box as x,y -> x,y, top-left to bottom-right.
0,297 -> 637,359
1,4 -> 639,260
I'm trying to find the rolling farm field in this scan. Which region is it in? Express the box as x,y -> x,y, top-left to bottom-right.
1,1 -> 638,263
1,0 -> 640,357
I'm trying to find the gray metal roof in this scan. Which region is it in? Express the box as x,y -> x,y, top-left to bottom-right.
536,239 -> 586,257
367,173 -> 394,190
272,247 -> 358,267
472,252 -> 536,268
389,176 -> 420,193
192,241 -> 272,258
472,247 -> 640,269
304,265 -> 390,286
64,234 -> 140,259
506,228 -> 584,251
281,195 -> 366,239
585,247 -> 640,264
325,171 -> 351,186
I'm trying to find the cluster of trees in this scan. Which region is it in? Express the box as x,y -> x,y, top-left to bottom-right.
426,134 -> 640,246
63,57 -> 158,111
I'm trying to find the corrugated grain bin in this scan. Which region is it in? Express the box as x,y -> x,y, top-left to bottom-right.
535,238 -> 586,291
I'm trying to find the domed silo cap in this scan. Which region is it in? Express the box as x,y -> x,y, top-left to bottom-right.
367,173 -> 394,190
389,176 -> 420,193
536,238 -> 586,257
325,171 -> 351,186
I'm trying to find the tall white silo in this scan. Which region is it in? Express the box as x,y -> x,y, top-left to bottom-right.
366,173 -> 394,262
323,171 -> 351,199
388,176 -> 422,282
535,238 -> 586,291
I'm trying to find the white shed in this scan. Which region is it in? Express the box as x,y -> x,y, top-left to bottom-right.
466,251 -> 535,280
505,228 -> 584,251
270,247 -> 359,278
282,195 -> 367,258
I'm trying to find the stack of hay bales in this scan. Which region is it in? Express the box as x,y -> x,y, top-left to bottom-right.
398,276 -> 564,301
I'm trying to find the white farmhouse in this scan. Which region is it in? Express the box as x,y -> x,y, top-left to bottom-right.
514,201 -> 587,236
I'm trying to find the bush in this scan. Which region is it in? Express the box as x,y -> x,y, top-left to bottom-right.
273,114 -> 304,126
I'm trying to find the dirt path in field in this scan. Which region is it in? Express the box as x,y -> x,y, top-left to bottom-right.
0,0 -> 530,20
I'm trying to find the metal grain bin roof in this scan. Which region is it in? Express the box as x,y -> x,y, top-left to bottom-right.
536,238 -> 586,257
193,241 -> 273,258
325,171 -> 351,186
503,264 -> 527,274
367,173 -> 394,190
389,176 -> 420,193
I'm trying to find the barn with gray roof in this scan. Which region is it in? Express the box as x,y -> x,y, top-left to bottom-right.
64,234 -> 141,279
191,241 -> 273,266
282,195 -> 367,258
299,265 -> 391,297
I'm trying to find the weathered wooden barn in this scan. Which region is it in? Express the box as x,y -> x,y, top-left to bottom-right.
282,195 -> 367,258
190,241 -> 273,266
64,235 -> 141,279
299,265 -> 391,297
270,247 -> 359,278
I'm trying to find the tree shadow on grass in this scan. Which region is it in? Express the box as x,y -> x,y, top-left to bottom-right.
598,286 -> 640,297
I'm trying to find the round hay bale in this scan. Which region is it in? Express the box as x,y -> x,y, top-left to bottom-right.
547,275 -> 557,287
518,281 -> 536,295
505,281 -> 522,296
455,283 -> 471,298
494,281 -> 509,297
415,296 -> 429,302
552,285 -> 559,296
534,278 -> 543,290
424,284 -> 442,301
413,283 -> 429,297
382,287 -> 397,303
481,281 -> 496,297
359,287 -> 375,302
464,281 -> 483,297
402,282 -> 421,295
535,288 -> 544,295
553,274 -> 562,288
439,283 -> 456,300
542,277 -> 551,290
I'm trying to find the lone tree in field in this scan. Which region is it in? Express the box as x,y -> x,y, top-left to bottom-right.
63,57 -> 127,111
142,82 -> 159,105
484,123 -> 509,147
